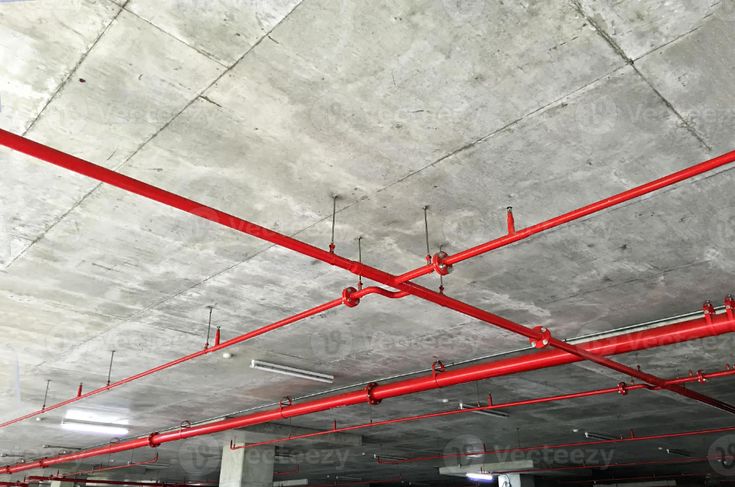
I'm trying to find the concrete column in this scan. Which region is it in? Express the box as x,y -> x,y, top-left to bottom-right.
498,473 -> 535,487
220,431 -> 275,487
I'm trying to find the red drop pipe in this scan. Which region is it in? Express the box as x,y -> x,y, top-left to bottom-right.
229,366 -> 735,452
3,310 -> 735,475
0,286 -> 406,430
3,129 -> 734,413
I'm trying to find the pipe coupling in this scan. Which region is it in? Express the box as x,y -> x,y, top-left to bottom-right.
431,251 -> 453,276
529,326 -> 551,349
342,287 -> 360,307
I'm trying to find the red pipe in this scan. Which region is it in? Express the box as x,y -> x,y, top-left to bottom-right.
228,366 -> 735,452
380,425 -> 735,465
59,452 -> 159,477
3,310 -> 735,475
4,129 -> 734,411
0,286 -> 405,430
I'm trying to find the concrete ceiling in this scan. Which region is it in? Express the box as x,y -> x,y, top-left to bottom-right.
1,0 -> 735,485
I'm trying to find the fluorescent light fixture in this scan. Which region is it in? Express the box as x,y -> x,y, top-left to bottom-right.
0,453 -> 23,458
373,453 -> 406,462
584,431 -> 621,441
466,472 -> 494,482
42,445 -> 83,450
61,420 -> 129,436
459,402 -> 509,418
665,448 -> 691,457
250,360 -> 334,383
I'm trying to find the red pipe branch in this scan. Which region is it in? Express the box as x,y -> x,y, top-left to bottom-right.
380,424 -> 735,466
59,452 -> 159,477
0,286 -> 405,429
2,129 -> 734,413
228,366 -> 735,452
3,308 -> 735,475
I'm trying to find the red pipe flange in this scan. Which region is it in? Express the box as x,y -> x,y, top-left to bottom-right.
703,300 -> 715,325
431,251 -> 453,276
147,432 -> 159,448
529,326 -> 551,349
365,382 -> 381,405
341,287 -> 360,307
726,295 -> 735,320
617,382 -> 628,395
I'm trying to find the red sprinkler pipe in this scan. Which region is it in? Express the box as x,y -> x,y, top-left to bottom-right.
60,452 -> 159,477
3,309 -> 735,475
3,129 -> 734,412
0,286 -> 406,430
381,424 -> 735,465
4,128 -> 732,290
230,366 -> 735,452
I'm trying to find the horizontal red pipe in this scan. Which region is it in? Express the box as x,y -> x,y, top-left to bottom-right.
231,367 -> 735,453
381,423 -> 735,466
3,310 -> 734,475
4,129 -> 733,411
0,286 -> 404,430
59,452 -> 158,477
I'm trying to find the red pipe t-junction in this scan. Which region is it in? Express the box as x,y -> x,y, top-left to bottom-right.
2,129 -> 735,414
2,306 -> 734,475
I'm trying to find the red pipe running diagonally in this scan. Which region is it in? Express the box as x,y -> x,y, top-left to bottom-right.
2,308 -> 735,475
3,129 -> 735,412
0,286 -> 406,430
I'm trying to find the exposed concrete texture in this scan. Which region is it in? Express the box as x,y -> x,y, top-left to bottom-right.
1,1 -> 734,486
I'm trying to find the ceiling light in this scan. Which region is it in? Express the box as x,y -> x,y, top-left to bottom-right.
0,453 -> 23,458
222,352 -> 233,359
466,472 -> 494,482
42,445 -> 83,450
584,431 -> 621,441
459,402 -> 509,418
664,448 -> 691,457
250,360 -> 334,383
61,420 -> 129,436
373,454 -> 406,462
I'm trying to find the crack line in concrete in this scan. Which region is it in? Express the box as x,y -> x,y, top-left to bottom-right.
570,0 -> 712,152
